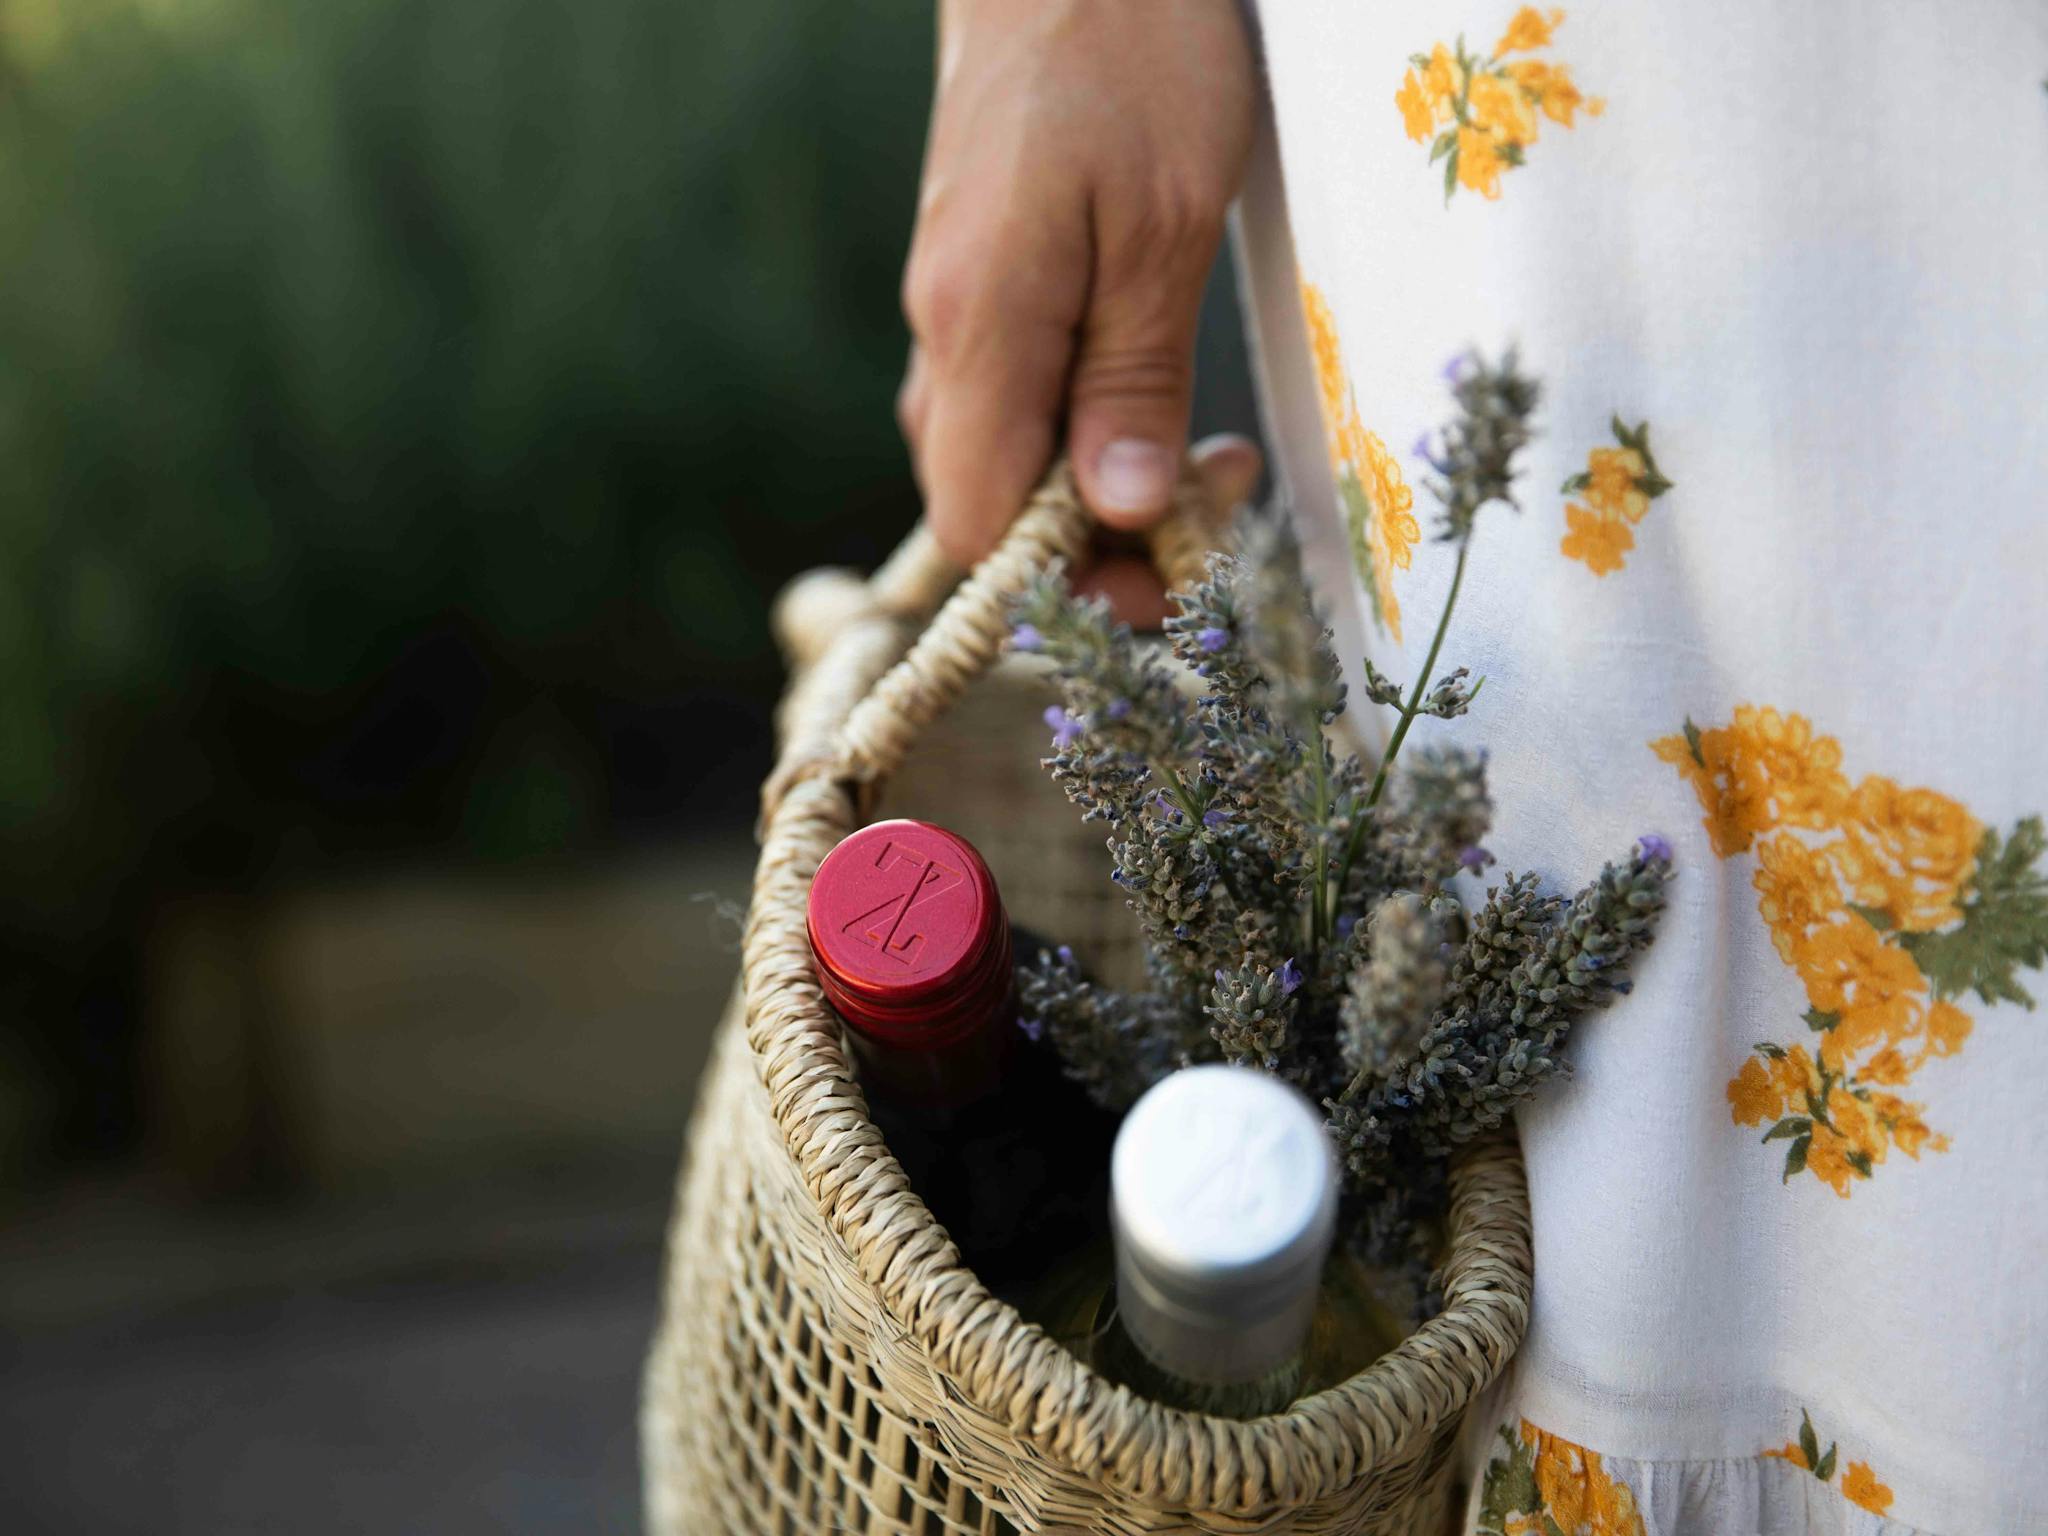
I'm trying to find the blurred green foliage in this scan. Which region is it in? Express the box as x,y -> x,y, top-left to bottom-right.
0,0 -> 933,1153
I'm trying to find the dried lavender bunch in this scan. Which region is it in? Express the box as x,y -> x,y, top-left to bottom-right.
1012,348 -> 1675,1268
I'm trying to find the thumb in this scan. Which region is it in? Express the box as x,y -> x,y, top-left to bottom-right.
1065,222 -> 1218,531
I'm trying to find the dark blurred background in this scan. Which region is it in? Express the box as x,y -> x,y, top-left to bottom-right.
0,1 -> 1257,1531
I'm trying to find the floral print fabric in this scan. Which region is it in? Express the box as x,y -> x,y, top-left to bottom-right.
1395,7 -> 1602,202
1235,0 -> 2048,1527
1653,706 -> 2046,1197
1300,278 -> 1419,639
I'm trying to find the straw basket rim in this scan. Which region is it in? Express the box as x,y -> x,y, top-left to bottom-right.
741,463 -> 1532,1518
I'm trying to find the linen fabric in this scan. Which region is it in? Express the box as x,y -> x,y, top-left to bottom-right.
1229,3 -> 2048,1531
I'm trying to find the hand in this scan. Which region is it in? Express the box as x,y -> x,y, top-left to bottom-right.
1068,433 -> 1261,628
897,0 -> 1257,576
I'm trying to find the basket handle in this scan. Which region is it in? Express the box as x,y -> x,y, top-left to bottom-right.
761,457 -> 1220,826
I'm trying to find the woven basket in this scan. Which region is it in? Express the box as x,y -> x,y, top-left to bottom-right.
641,466 -> 1534,1535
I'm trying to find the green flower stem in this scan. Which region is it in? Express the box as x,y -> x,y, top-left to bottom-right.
1330,536 -> 1474,910
1367,536 -> 1471,808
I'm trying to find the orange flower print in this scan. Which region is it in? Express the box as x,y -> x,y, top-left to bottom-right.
1661,712 -> 2048,1196
1656,707 -> 2048,1195
1842,1462 -> 1896,1515
1651,706 -> 1848,858
1495,5 -> 1562,55
1297,277 -> 1415,640
1793,915 -> 1926,1066
1560,417 -> 1673,577
1560,504 -> 1632,575
1469,72 -> 1540,149
1395,70 -> 1436,143
1726,1057 -> 1782,1126
1766,1410 -> 1894,1516
1398,9 -> 1603,204
1455,124 -> 1509,199
1506,57 -> 1595,125
1826,775 -> 1981,933
1477,1420 -> 1644,1536
1753,832 -> 1844,962
1300,280 -> 1350,458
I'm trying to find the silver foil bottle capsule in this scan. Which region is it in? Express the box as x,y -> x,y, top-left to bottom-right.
1110,1064 -> 1339,1394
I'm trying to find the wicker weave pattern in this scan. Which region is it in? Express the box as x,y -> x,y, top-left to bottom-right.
643,465 -> 1535,1533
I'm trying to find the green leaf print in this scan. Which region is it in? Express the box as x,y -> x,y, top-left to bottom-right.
1900,816 -> 2048,1008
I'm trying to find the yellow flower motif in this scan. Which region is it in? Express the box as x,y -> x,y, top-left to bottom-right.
1561,504 -> 1633,575
1658,704 -> 2031,1197
1584,446 -> 1650,522
1395,70 -> 1436,143
1559,420 -> 1670,576
1794,915 -> 1926,1067
1826,775 -> 1981,932
1652,727 -> 1765,859
1495,5 -> 1564,55
1400,13 -> 1598,203
1519,1421 -> 1644,1536
1340,417 -> 1417,642
1842,1462 -> 1895,1515
1469,71 -> 1540,149
1765,1411 -> 1897,1515
1726,1057 -> 1783,1126
1456,124 -> 1508,199
1923,998 -> 1972,1057
1869,1091 -> 1943,1159
1507,59 -> 1602,125
1753,833 -> 1844,963
1828,1086 -> 1888,1169
1298,279 -> 1413,641
1423,42 -> 1464,112
1653,707 -> 1844,860
1804,1120 -> 1857,1196
1729,705 -> 1851,832
1299,278 -> 1351,460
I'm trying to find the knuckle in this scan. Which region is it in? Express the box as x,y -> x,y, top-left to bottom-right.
901,245 -> 977,347
1070,343 -> 1192,408
1114,171 -> 1228,266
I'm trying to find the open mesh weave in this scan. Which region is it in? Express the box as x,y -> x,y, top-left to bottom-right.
641,467 -> 1533,1534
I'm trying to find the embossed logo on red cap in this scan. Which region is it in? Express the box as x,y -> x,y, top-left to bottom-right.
838,839 -> 966,968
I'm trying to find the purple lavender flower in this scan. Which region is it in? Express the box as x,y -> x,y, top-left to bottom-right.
1010,622 -> 1044,653
1043,705 -> 1082,750
1637,833 -> 1674,864
1105,696 -> 1131,720
1411,431 -> 1434,463
1018,1015 -> 1045,1043
1056,945 -> 1074,966
1197,626 -> 1229,654
1202,808 -> 1229,829
1441,351 -> 1471,385
1334,912 -> 1358,940
1458,844 -> 1495,871
1277,956 -> 1305,996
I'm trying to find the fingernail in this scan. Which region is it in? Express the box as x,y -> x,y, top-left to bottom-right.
1093,439 -> 1174,516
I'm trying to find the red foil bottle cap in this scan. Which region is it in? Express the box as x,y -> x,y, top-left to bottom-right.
807,819 -> 1014,1052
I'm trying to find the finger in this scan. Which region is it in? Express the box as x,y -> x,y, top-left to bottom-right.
1070,553 -> 1171,631
1189,432 -> 1263,517
896,344 -> 931,476
1066,196 -> 1224,531
916,322 -> 1069,566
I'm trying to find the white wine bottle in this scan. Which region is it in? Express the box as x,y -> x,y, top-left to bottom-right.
1052,1063 -> 1406,1418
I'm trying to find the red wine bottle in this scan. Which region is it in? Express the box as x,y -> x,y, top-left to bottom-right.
807,818 -> 1113,1291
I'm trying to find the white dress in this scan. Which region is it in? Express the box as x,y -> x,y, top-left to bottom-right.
1231,4 -> 2048,1531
